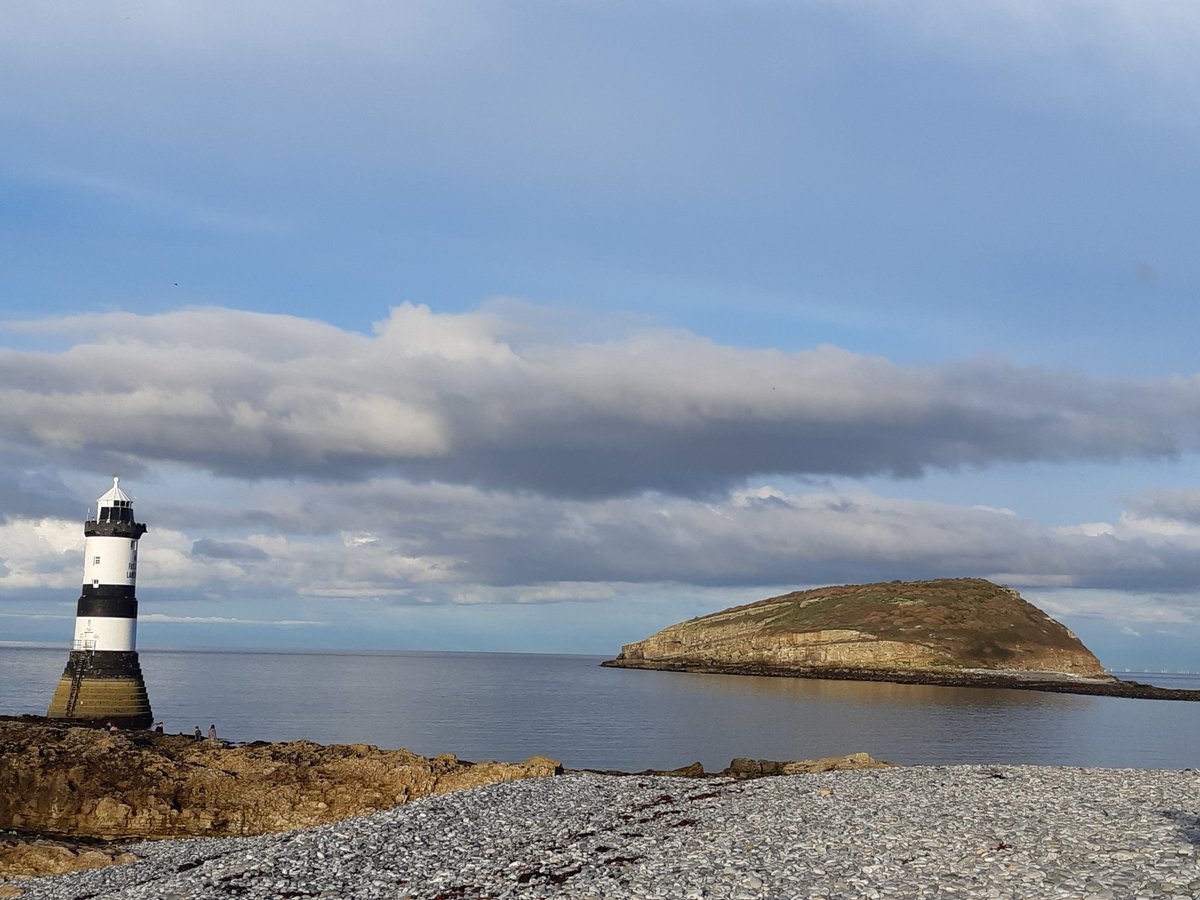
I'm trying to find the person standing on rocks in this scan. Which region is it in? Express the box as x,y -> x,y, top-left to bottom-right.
193,725 -> 202,740
208,724 -> 217,741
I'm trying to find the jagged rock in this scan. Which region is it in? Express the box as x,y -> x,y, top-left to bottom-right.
577,752 -> 894,779
726,752 -> 894,779
0,718 -> 560,846
0,720 -> 893,881
606,578 -> 1112,683
664,761 -> 706,777
0,837 -> 138,882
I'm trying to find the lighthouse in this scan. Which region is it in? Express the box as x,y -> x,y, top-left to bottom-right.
47,477 -> 153,728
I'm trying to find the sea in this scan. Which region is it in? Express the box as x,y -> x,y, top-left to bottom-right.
4,645 -> 1200,772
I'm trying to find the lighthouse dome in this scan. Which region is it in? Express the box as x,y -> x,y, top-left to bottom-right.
97,475 -> 133,505
95,476 -> 137,526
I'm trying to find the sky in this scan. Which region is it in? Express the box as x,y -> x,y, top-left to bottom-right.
3,1 -> 1200,670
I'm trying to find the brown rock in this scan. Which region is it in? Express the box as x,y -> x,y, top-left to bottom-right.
723,752 -> 893,779
0,719 -> 560,848
575,752 -> 893,779
0,837 -> 138,882
664,761 -> 706,777
778,751 -> 895,774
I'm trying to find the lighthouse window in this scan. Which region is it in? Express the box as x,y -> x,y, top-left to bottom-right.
93,556 -> 101,565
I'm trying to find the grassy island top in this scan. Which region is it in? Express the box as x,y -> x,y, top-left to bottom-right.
684,577 -> 1089,670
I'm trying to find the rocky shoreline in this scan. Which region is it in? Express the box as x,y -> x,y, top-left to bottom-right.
0,717 -> 560,839
600,658 -> 1200,700
0,717 -> 888,883
0,715 -> 559,883
6,766 -> 1200,898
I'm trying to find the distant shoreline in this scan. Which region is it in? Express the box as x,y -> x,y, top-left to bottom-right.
600,658 -> 1200,701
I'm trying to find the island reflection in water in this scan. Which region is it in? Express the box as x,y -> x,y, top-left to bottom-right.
3,647 -> 1198,771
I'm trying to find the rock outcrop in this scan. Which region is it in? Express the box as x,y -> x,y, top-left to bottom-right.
0,838 -> 138,883
579,751 -> 895,780
606,578 -> 1116,687
0,719 -> 893,881
0,718 -> 560,844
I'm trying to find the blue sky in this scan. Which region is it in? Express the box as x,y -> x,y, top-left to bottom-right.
3,1 -> 1200,670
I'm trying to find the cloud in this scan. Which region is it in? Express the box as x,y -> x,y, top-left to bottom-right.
11,470 -> 1200,657
17,475 -> 1200,603
190,539 -> 270,562
1034,588 -> 1200,628
5,303 -> 1200,647
0,470 -> 85,523
1122,488 -> 1200,525
139,614 -> 323,626
4,305 -> 1200,498
0,518 -> 85,591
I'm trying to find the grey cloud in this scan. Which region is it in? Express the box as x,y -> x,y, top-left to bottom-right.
1121,489 -> 1200,525
4,305 -> 1200,498
190,539 -> 270,561
11,467 -> 1200,615
176,478 -> 1200,598
0,466 -> 85,523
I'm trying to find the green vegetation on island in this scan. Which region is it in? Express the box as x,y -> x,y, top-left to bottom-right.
604,578 -> 1200,699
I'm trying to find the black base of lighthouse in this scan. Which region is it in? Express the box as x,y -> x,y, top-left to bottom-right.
46,650 -> 153,729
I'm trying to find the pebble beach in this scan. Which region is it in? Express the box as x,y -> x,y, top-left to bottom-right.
9,766 -> 1200,899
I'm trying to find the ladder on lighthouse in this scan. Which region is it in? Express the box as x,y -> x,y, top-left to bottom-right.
64,644 -> 94,717
64,664 -> 85,716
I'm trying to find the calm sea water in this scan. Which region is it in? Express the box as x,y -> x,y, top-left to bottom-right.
4,645 -> 1199,771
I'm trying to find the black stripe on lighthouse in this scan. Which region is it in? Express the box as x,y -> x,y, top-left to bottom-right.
76,595 -> 139,618
80,583 -> 137,601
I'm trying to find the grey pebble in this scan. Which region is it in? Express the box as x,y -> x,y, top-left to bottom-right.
7,766 -> 1200,899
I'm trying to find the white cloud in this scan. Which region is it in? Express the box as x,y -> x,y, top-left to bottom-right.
10,469 -> 1200,657
1053,522 -> 1116,537
0,518 -> 83,591
15,475 -> 1200,607
4,305 -> 1200,497
1034,588 -> 1200,627
140,614 -> 324,626
6,305 -> 1200,651
1122,489 -> 1200,525
1117,513 -> 1200,539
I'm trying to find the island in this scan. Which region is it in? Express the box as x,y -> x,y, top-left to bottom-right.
603,577 -> 1200,700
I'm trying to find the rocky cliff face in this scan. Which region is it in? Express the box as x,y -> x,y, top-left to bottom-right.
610,578 -> 1109,679
0,719 -> 560,843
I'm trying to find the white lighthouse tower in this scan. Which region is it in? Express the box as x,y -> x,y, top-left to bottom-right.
47,477 -> 153,728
